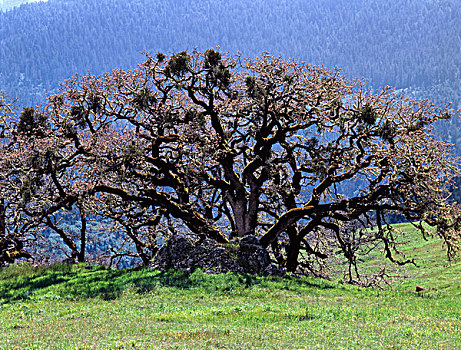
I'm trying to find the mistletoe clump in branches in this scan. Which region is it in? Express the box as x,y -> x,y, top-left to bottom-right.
1,49 -> 460,280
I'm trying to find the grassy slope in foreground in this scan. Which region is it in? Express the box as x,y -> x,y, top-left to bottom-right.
0,223 -> 459,349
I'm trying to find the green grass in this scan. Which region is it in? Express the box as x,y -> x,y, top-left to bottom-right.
0,223 -> 459,349
355,223 -> 461,295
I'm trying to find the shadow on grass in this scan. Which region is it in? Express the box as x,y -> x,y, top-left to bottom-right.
0,263 -> 125,303
0,263 -> 336,304
0,263 -> 73,302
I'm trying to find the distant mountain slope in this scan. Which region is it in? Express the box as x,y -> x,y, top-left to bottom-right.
0,0 -> 460,109
0,0 -> 46,12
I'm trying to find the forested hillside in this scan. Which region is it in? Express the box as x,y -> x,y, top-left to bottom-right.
1,0 -> 461,146
1,0 -> 460,99
0,0 -> 45,11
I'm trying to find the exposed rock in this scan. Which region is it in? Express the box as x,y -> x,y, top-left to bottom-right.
237,235 -> 271,273
150,236 -> 194,271
188,238 -> 242,274
150,236 -> 241,274
61,256 -> 76,264
150,234 -> 281,275
263,263 -> 287,276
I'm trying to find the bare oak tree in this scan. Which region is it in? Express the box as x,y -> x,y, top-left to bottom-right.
1,50 -> 460,277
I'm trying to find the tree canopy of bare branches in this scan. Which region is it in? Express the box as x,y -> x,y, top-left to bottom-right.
1,50 -> 460,278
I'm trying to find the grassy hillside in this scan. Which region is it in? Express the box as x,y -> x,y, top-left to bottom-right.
0,223 -> 459,349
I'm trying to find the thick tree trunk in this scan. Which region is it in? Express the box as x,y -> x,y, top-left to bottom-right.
286,237 -> 301,272
233,202 -> 248,238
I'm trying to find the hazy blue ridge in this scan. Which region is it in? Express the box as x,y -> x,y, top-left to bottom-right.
1,0 -> 460,98
1,0 -> 460,148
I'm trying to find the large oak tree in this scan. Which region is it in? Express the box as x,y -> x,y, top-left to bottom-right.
1,50 -> 460,278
